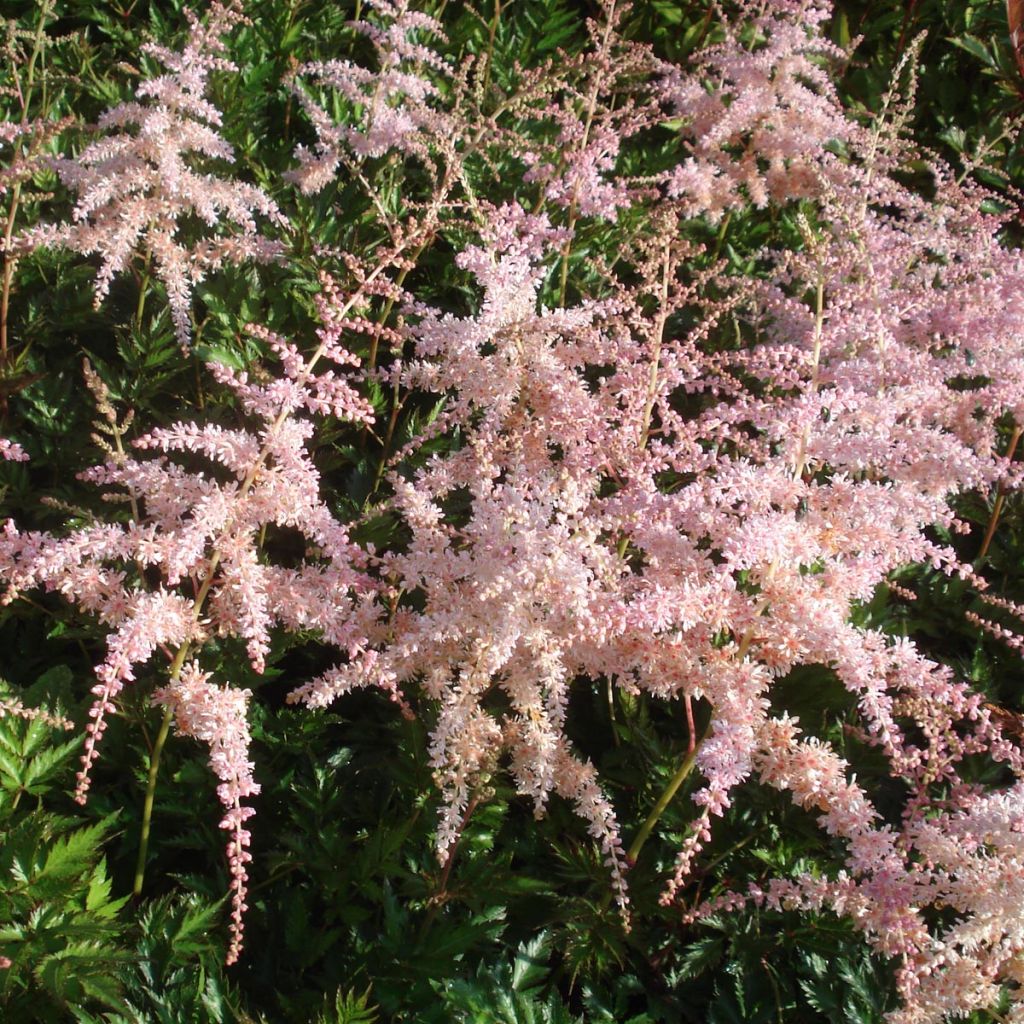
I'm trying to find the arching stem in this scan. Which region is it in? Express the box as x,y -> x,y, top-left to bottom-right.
978,425 -> 1023,561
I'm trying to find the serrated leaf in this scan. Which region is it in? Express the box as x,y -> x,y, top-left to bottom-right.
20,736 -> 82,793
40,815 -> 117,884
675,935 -> 725,979
511,933 -> 550,992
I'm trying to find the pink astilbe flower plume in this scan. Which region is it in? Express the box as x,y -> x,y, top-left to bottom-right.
19,1 -> 286,347
0,267 -> 400,958
281,5 -> 1024,1013
0,438 -> 26,462
661,0 -> 852,219
520,1 -> 659,227
287,0 -> 451,193
633,2 -> 1024,1018
0,688 -> 73,732
0,116 -> 74,198
153,661 -> 258,965
302,201 -> 662,917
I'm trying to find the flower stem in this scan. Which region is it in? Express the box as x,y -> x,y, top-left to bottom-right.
978,425 -> 1023,561
626,719 -> 708,865
0,182 -> 24,369
1,2 -> 53,369
417,794 -> 480,941
482,0 -> 502,96
133,703 -> 174,896
135,269 -> 149,330
555,2 -> 617,307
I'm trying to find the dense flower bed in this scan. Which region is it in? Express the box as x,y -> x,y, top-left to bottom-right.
2,1 -> 1024,1021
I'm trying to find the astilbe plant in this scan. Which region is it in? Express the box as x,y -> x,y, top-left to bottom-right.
17,0 -> 285,347
287,0 -> 453,191
4,0 -> 1024,1020
281,0 -> 671,908
0,270 -> 395,962
327,2 -> 1024,1018
647,1 -> 1024,1018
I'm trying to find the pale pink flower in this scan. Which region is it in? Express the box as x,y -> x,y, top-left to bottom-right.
153,661 -> 259,965
287,0 -> 450,192
0,439 -> 27,462
19,1 -> 285,347
0,272 -> 385,958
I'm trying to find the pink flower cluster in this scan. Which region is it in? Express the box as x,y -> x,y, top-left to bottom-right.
4,1 -> 1024,1019
0,274 -> 389,960
153,661 -> 259,964
0,691 -> 73,732
663,0 -> 849,218
287,0 -> 451,193
0,439 -> 26,462
19,0 -> 285,347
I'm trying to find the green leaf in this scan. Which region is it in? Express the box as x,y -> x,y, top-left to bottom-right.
674,936 -> 725,979
949,34 -> 997,67
40,817 -> 116,884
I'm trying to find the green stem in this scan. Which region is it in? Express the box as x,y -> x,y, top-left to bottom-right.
638,243 -> 673,450
626,722 -> 708,865
133,703 -> 174,896
369,397 -> 403,495
617,260 -> 816,881
709,210 -> 732,263
363,236 -> 435,481
557,218 -> 575,307
123,241 -> 428,900
249,861 -> 302,894
624,268 -> 819,881
135,271 -> 149,330
606,678 -> 619,746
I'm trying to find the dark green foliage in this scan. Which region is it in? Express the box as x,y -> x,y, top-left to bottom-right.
312,988 -> 379,1024
436,934 -> 584,1024
0,689 -> 235,1024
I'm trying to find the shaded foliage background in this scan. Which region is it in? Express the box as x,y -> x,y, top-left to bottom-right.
1,0 -> 1023,1020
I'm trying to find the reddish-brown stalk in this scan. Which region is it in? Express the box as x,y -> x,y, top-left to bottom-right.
978,423 -> 1024,560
